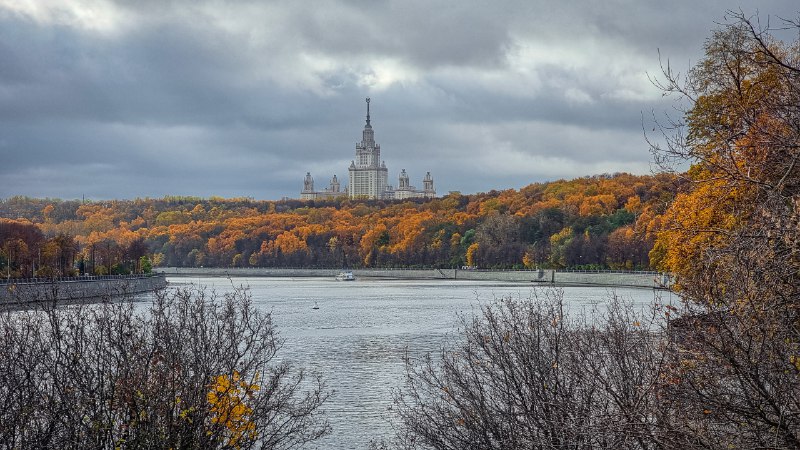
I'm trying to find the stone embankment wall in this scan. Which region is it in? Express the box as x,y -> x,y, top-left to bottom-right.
0,274 -> 168,305
160,267 -> 671,289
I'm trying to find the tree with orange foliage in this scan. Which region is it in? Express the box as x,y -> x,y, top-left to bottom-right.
2,171 -> 680,271
274,231 -> 308,256
650,12 -> 800,447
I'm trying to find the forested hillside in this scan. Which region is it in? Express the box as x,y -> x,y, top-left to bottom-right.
0,172 -> 681,276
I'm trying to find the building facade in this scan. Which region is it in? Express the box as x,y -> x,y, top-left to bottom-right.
301,98 -> 435,201
300,173 -> 342,200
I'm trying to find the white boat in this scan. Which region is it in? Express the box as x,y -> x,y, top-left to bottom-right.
335,271 -> 356,281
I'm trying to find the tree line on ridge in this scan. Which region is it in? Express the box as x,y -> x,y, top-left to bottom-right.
0,172 -> 681,277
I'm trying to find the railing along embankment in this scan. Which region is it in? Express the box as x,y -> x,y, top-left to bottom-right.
161,267 -> 672,289
0,273 -> 168,305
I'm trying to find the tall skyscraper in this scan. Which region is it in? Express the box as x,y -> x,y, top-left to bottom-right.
348,98 -> 389,199
301,98 -> 435,201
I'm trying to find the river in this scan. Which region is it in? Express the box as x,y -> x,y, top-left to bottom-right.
159,276 -> 669,449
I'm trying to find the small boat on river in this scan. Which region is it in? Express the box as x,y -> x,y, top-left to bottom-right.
335,271 -> 356,281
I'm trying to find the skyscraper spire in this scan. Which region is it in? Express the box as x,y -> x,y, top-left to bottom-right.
302,98 -> 437,201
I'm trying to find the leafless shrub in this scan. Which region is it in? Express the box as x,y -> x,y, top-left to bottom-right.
661,281 -> 800,449
382,289 -> 670,450
0,286 -> 329,449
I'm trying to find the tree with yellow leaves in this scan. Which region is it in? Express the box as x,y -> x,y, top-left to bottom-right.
208,371 -> 260,448
650,11 -> 800,448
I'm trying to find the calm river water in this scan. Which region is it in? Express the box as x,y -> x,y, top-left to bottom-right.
157,276 -> 667,449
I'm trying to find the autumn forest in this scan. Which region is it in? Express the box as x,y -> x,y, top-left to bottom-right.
0,172 -> 682,278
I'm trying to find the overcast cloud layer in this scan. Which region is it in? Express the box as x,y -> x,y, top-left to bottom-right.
1,1 -> 797,200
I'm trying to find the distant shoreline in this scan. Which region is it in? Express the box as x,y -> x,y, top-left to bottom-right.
159,267 -> 671,290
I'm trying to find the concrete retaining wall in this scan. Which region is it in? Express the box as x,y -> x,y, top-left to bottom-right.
0,274 -> 168,305
160,267 -> 670,289
549,271 -> 670,289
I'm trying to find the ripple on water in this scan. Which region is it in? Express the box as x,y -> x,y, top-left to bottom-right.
150,277 -> 661,449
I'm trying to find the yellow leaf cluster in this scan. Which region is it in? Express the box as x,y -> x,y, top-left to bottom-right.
207,371 -> 260,448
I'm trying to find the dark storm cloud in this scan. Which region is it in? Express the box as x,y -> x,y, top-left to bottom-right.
0,0 -> 797,200
295,0 -> 515,69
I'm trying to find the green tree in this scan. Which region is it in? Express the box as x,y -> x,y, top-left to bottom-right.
139,255 -> 153,274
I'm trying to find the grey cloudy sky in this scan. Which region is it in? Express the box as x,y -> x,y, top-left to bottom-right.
1,1 -> 797,201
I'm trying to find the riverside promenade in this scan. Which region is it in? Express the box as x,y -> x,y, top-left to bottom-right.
0,273 -> 168,305
160,267 -> 672,289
